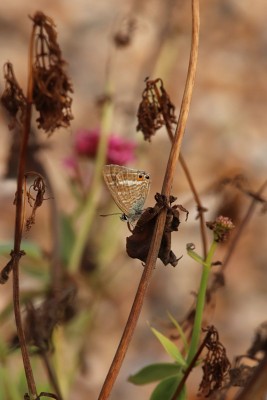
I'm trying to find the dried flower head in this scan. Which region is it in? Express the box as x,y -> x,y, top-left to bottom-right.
206,216 -> 235,243
0,62 -> 26,128
199,326 -> 231,397
31,11 -> 73,134
136,78 -> 177,141
20,283 -> 77,352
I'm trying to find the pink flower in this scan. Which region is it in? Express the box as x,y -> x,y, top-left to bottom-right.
107,135 -> 136,165
75,129 -> 99,156
74,128 -> 136,165
63,156 -> 79,178
64,156 -> 78,169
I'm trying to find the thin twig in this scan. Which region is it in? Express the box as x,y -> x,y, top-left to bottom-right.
41,352 -> 63,400
171,328 -> 211,400
97,0 -> 199,398
12,24 -> 37,398
154,83 -> 208,258
179,154 -> 208,258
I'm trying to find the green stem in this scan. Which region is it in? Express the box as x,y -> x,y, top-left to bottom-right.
186,240 -> 217,364
68,97 -> 113,274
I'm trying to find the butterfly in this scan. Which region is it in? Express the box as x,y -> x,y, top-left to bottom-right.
103,164 -> 151,224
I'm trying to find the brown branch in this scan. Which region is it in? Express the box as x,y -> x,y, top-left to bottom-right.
12,24 -> 37,398
171,328 -> 211,400
153,81 -> 208,258
161,0 -> 199,196
97,0 -> 199,399
152,11 -> 207,259
41,352 -> 63,400
179,154 -> 208,258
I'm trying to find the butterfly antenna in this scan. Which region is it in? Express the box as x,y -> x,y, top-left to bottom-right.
99,212 -> 122,217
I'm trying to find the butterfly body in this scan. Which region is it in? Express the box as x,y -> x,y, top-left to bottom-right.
103,164 -> 151,223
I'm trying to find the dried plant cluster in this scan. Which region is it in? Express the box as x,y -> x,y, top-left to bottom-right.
1,62 -> 27,128
1,11 -> 73,135
127,194 -> 188,266
199,326 -> 231,397
0,4 -> 266,400
137,78 -> 177,141
31,12 -> 73,134
0,11 -> 74,400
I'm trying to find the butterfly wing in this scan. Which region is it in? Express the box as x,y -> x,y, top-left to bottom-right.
115,168 -> 150,217
103,165 -> 131,215
103,165 -> 151,220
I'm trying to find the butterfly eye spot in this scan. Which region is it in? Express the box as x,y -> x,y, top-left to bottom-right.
137,173 -> 150,181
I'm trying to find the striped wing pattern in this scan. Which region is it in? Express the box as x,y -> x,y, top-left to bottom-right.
103,164 -> 151,223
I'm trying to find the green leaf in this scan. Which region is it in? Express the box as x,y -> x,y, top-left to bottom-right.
128,363 -> 182,385
0,241 -> 42,259
167,312 -> 189,352
151,327 -> 186,367
186,248 -> 207,266
150,376 -> 182,400
59,214 -> 75,265
22,264 -> 49,280
0,366 -> 21,400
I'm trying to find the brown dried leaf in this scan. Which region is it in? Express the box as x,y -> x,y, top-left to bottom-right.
126,194 -> 187,267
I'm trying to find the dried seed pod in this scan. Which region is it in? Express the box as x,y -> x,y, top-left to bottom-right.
136,78 -> 177,141
1,62 -> 26,128
31,11 -> 73,134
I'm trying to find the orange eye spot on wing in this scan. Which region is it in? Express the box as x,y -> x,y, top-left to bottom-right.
137,175 -> 144,181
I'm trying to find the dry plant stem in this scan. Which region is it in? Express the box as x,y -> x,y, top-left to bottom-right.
24,170 -> 62,292
42,352 -> 63,400
12,26 -> 37,398
98,213 -> 168,400
154,83 -> 207,258
49,192 -> 62,293
179,154 -> 208,258
222,180 -> 267,271
98,1 -> 199,399
161,0 -> 199,195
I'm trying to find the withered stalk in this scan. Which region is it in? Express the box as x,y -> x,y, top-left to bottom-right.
170,328 -> 212,400
12,24 -> 38,398
97,0 -> 200,399
179,154 -> 208,258
153,81 -> 208,258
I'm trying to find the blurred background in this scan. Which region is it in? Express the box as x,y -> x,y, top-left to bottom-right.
0,0 -> 266,399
